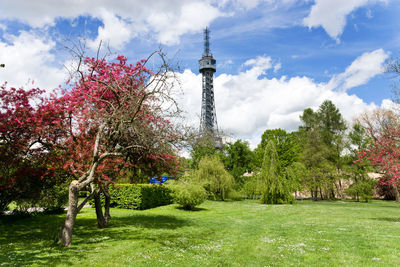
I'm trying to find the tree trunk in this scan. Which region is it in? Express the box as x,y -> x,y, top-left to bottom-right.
103,184 -> 111,224
94,184 -> 111,228
94,190 -> 107,228
338,180 -> 344,200
393,185 -> 400,202
59,181 -> 80,247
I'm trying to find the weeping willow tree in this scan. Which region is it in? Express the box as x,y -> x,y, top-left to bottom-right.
258,140 -> 294,204
195,155 -> 235,201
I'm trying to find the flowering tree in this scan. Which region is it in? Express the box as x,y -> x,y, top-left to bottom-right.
0,86 -> 66,212
56,52 -> 182,246
356,108 -> 400,201
1,51 -> 182,246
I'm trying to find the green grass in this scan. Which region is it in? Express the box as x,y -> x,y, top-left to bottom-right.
1,200 -> 400,266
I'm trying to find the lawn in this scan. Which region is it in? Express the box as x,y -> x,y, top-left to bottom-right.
1,200 -> 400,266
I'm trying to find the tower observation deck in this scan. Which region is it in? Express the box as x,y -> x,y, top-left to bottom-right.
199,27 -> 218,134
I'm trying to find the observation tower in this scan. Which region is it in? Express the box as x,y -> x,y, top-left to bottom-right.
199,27 -> 218,134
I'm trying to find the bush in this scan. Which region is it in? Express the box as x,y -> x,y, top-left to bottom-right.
195,155 -> 235,201
228,190 -> 244,201
345,179 -> 377,202
37,183 -> 69,212
170,183 -> 207,210
242,177 -> 259,199
90,184 -> 173,210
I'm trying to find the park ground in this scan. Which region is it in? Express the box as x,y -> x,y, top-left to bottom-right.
1,200 -> 400,266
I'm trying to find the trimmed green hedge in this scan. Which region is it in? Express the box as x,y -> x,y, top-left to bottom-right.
90,184 -> 173,210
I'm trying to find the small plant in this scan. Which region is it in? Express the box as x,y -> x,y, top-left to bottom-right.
170,182 -> 207,210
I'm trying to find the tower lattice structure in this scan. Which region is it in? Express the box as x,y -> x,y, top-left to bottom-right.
199,27 -> 218,134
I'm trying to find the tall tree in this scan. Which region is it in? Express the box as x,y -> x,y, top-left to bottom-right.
258,141 -> 294,204
298,100 -> 346,199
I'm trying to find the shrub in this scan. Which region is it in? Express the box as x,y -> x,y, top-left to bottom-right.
345,179 -> 377,202
90,184 -> 173,210
37,183 -> 69,212
242,176 -> 259,199
195,155 -> 235,201
170,183 -> 207,210
228,190 -> 244,201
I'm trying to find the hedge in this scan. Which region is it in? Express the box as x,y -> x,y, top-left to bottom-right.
89,184 -> 173,210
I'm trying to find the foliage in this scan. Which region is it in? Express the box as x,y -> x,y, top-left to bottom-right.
258,141 -> 294,204
189,136 -> 220,168
221,140 -> 254,186
356,108 -> 400,200
194,155 -> 234,201
345,179 -> 376,202
242,176 -> 259,199
227,190 -> 244,201
298,100 -> 346,199
89,184 -> 173,210
37,182 -> 70,212
255,129 -> 300,169
169,181 -> 207,210
0,86 -> 68,213
284,162 -> 309,193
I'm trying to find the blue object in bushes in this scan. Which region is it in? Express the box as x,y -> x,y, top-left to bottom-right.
150,176 -> 174,184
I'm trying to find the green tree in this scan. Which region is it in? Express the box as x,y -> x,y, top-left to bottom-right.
342,123 -> 372,200
254,129 -> 300,170
298,100 -> 347,199
258,141 -> 294,204
190,136 -> 220,168
222,140 -> 254,186
285,162 -> 309,196
194,155 -> 234,201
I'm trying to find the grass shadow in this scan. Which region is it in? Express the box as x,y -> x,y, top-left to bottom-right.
176,206 -> 208,212
370,217 -> 400,222
0,210 -> 191,266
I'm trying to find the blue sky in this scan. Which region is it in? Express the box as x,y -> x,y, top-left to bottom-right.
0,0 -> 399,147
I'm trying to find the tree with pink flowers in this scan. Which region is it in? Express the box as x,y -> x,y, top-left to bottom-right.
1,51 -> 183,246
356,108 -> 400,201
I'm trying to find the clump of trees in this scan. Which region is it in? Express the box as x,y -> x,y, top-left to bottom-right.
189,99 -> 385,204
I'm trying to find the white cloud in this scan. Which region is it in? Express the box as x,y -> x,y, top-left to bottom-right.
303,0 -> 386,41
177,49 -> 389,147
328,49 -> 389,91
0,0 -> 227,49
87,9 -> 135,50
0,31 -> 66,91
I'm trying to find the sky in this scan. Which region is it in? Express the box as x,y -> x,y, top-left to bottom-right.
0,0 -> 399,148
